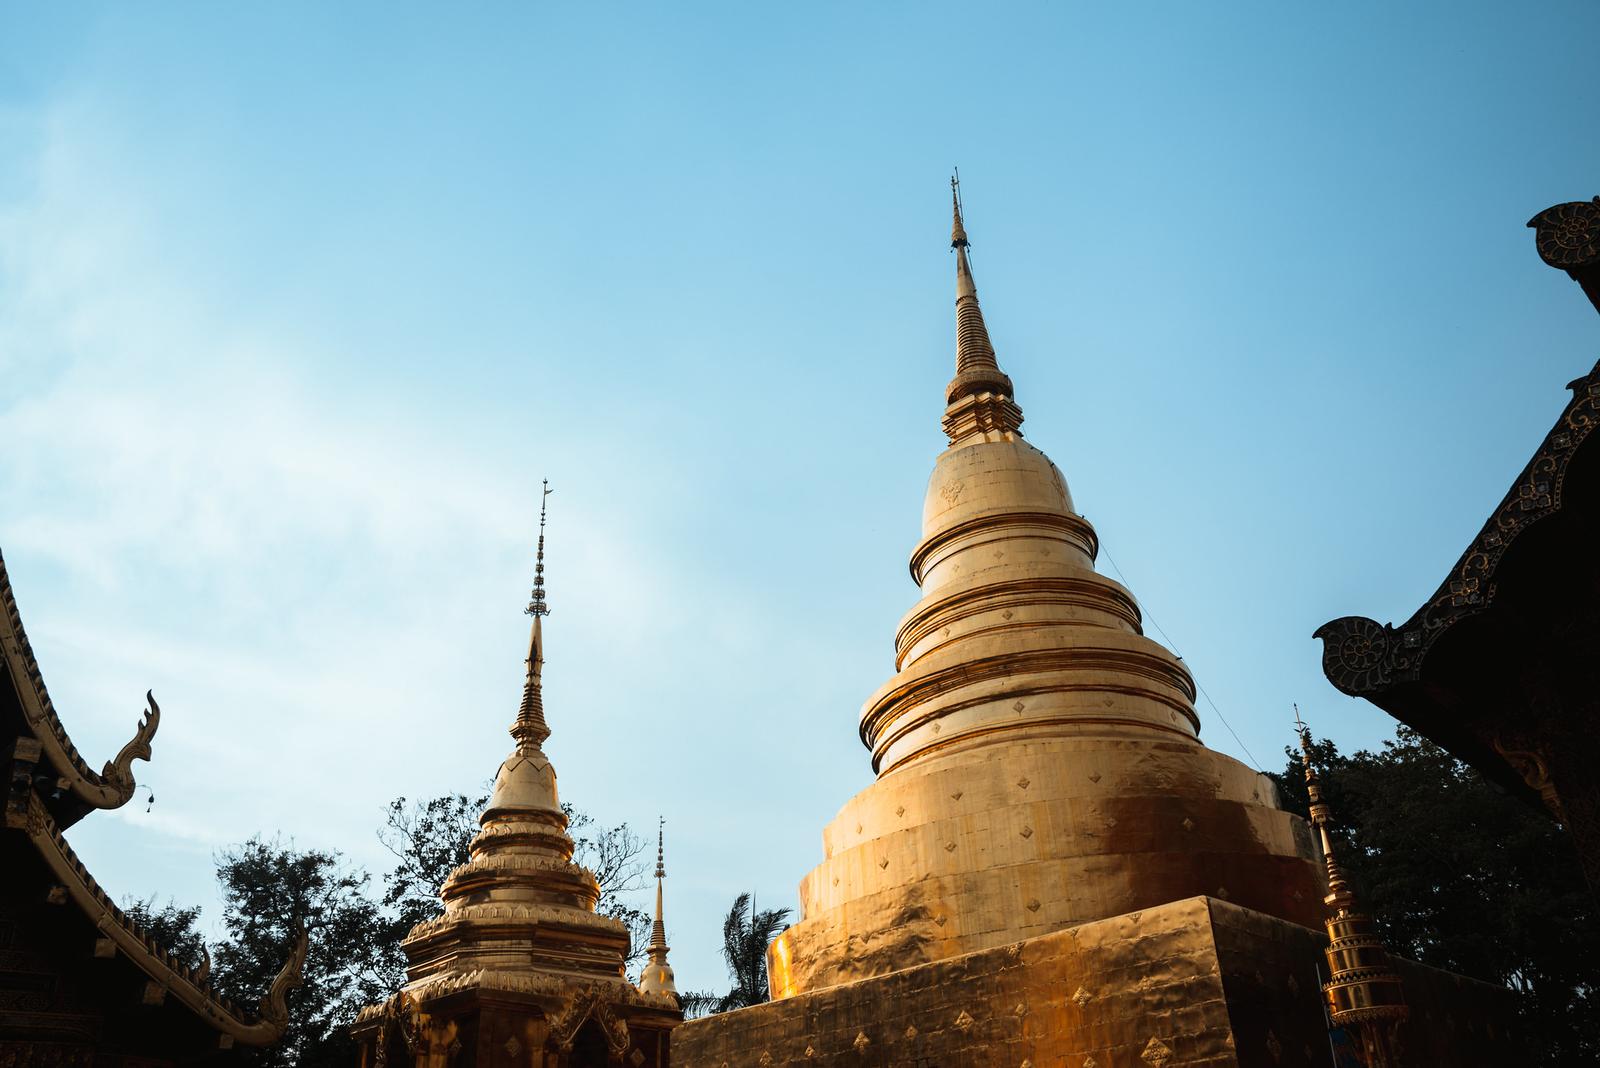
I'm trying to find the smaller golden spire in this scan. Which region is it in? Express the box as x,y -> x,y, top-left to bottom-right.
511,482 -> 553,753
638,817 -> 678,997
1294,707 -> 1408,1067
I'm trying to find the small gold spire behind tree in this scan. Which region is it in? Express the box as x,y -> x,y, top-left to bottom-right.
1295,706 -> 1408,1067
638,817 -> 678,998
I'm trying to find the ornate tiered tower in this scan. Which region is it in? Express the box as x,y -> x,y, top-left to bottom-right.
1296,710 -> 1408,1066
636,822 -> 677,999
764,180 -> 1326,997
353,486 -> 680,1068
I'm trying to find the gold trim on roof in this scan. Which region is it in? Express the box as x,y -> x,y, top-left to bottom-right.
13,790 -> 306,1046
0,549 -> 156,821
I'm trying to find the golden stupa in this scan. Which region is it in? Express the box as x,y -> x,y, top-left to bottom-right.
353,487 -> 680,1068
675,184 -> 1516,1067
767,180 -> 1324,997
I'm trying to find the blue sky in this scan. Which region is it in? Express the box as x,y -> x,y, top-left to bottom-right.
2,2 -> 1597,997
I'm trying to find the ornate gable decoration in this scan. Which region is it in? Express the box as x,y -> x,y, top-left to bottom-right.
1317,358 -> 1600,695
0,550 -> 159,820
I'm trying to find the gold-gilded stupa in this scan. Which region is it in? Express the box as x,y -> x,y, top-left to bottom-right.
676,182 -> 1517,1067
766,180 -> 1325,997
353,487 -> 680,1068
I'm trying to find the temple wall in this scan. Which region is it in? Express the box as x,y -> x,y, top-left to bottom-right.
677,896 -> 1516,1068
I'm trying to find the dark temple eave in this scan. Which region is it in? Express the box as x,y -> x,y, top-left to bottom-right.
1314,199 -> 1600,809
1,549 -> 158,827
1315,360 -> 1600,806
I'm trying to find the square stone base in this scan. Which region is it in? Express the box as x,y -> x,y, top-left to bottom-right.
674,896 -> 1514,1067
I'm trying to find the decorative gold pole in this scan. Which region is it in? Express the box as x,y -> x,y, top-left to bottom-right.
638,818 -> 677,998
1295,707 -> 1408,1066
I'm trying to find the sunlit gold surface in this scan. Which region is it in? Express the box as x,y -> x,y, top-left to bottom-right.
767,190 -> 1324,998
684,896 -> 1516,1067
1298,716 -> 1407,1065
637,821 -> 678,997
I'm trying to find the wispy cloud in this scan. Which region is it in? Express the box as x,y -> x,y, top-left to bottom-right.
0,89 -> 815,994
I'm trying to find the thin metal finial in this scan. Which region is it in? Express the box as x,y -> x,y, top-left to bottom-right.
526,480 -> 553,618
656,817 -> 666,880
1293,706 -> 1352,901
951,168 -> 969,250
512,481 -> 554,752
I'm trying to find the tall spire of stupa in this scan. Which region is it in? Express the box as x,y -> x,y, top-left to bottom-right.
512,480 -> 553,753
1295,707 -> 1408,1066
943,171 -> 1023,445
638,818 -> 678,998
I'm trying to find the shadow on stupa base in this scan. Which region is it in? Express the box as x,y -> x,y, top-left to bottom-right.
674,896 -> 1515,1067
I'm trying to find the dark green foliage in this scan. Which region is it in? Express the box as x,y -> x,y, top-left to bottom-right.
714,892 -> 791,1012
564,803 -> 651,971
122,897 -> 207,972
211,836 -> 398,1068
1269,727 -> 1599,1065
675,990 -> 724,1020
378,792 -> 485,931
375,791 -> 486,982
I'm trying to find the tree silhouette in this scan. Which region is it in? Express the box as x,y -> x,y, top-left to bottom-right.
1269,726 -> 1598,1066
715,892 -> 792,1012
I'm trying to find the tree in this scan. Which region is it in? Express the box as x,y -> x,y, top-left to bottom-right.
122,897 -> 207,973
375,791 -> 486,981
378,793 -> 651,973
211,836 -> 397,1068
714,892 -> 792,1012
1269,727 -> 1599,1065
674,990 -> 725,1020
105,797 -> 652,1063
564,803 -> 651,970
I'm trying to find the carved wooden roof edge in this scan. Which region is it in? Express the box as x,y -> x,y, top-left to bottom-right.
1317,358 -> 1600,697
0,548 -> 156,815
19,790 -> 305,1045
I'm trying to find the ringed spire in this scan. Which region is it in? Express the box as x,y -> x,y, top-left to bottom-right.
638,817 -> 678,997
1295,706 -> 1408,1066
512,481 -> 554,753
943,172 -> 1024,445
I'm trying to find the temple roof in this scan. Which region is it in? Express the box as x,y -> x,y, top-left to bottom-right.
1,544 -> 304,1047
1316,199 -> 1600,809
0,549 -> 158,828
6,788 -> 306,1046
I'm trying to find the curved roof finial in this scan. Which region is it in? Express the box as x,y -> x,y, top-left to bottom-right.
512,481 -> 554,753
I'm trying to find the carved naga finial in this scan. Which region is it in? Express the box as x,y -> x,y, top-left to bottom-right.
257,926 -> 309,1028
195,943 -> 213,986
102,691 -> 161,798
